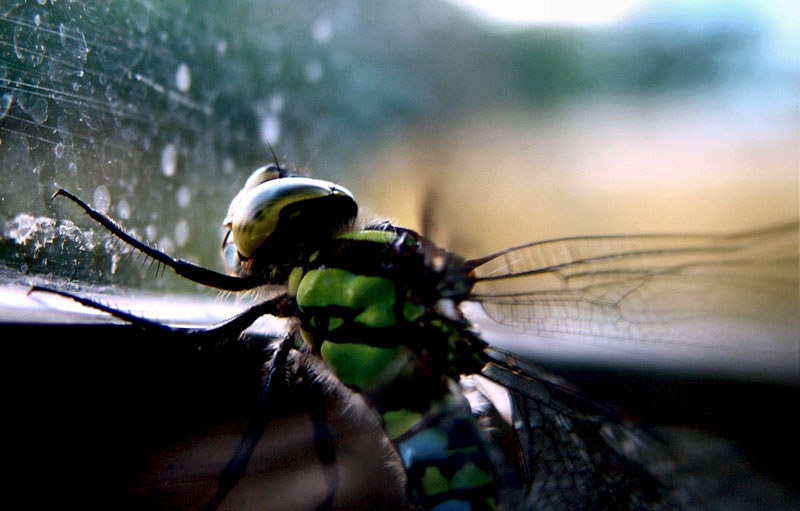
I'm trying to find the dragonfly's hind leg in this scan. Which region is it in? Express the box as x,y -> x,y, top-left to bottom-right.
208,342 -> 341,511
205,336 -> 296,510
310,403 -> 339,511
296,362 -> 340,511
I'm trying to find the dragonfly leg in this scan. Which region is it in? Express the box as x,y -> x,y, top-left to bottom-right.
51,188 -> 261,291
28,286 -> 293,341
206,338 -> 341,511
297,363 -> 339,511
204,335 -> 295,510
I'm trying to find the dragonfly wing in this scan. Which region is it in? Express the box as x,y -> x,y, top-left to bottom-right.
464,222 -> 799,380
480,352 -> 696,511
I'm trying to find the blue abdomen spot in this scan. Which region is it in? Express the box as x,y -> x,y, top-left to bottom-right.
397,428 -> 450,467
431,500 -> 471,511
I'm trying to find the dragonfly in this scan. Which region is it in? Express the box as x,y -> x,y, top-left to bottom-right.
31,160 -> 799,511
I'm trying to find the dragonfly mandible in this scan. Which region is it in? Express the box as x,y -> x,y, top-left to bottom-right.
31,160 -> 799,511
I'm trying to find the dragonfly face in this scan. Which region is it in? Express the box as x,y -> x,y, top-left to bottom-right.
221,164 -> 358,280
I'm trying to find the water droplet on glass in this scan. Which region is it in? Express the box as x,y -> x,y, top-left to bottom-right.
216,39 -> 228,55
259,114 -> 281,145
174,219 -> 190,247
66,161 -> 78,175
93,185 -> 111,214
304,60 -> 324,84
37,0 -> 47,5
117,199 -> 131,220
17,93 -> 48,123
157,236 -> 175,255
222,156 -> 234,174
176,186 -> 191,207
59,23 -> 89,63
14,19 -> 45,66
0,94 -> 13,121
34,14 -> 41,26
269,93 -> 284,113
161,143 -> 177,176
175,63 -> 191,92
312,17 -> 334,44
145,224 -> 157,242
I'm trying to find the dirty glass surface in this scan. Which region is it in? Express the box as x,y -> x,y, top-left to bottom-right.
3,0 -> 795,293
1,0 -> 480,291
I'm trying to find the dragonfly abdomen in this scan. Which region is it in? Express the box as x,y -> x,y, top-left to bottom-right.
387,385 -> 499,511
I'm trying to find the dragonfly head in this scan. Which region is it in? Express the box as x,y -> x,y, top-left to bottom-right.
221,164 -> 358,275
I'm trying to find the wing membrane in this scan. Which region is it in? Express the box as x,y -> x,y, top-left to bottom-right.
480,349 -> 696,511
465,222 -> 799,366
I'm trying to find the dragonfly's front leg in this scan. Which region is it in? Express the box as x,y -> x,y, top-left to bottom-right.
51,188 -> 262,291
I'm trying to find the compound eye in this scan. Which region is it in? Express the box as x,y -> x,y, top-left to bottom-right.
223,164 -> 292,232
242,164 -> 285,191
221,229 -> 242,272
223,239 -> 242,272
229,177 -> 356,259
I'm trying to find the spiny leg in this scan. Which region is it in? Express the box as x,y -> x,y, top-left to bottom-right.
51,188 -> 261,291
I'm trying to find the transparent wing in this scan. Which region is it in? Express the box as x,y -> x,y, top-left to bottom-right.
480,348 -> 699,511
464,222 -> 799,379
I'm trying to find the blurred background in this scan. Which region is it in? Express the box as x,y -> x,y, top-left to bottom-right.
1,1 -> 798,509
2,0 -> 797,291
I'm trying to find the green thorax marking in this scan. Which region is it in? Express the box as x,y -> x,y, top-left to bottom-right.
319,341 -> 412,394
296,267 -> 397,328
336,230 -> 398,243
294,226 -> 485,377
